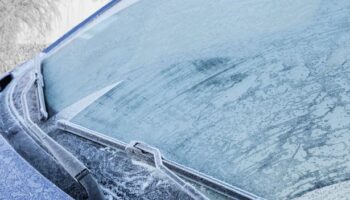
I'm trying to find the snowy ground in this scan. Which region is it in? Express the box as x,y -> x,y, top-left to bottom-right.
0,0 -> 108,74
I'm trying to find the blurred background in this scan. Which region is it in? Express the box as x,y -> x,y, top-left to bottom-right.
0,0 -> 109,74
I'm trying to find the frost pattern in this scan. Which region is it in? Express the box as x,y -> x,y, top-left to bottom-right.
43,0 -> 350,199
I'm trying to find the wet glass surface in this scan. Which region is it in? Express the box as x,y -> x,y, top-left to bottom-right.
43,0 -> 350,199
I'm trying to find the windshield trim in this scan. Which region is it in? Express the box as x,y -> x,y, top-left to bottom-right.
43,0 -> 140,58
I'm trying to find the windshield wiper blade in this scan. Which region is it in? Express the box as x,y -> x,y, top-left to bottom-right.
58,120 -> 264,200
34,53 -> 48,121
126,141 -> 209,200
8,70 -> 104,200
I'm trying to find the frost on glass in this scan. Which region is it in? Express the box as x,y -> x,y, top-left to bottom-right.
43,0 -> 350,199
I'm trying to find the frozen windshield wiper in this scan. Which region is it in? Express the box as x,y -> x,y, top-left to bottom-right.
8,66 -> 104,200
126,141 -> 209,200
58,120 -> 264,200
34,52 -> 262,199
25,75 -> 104,200
34,54 -> 48,121
33,50 -> 261,200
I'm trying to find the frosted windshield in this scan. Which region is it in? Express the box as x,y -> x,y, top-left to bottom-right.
43,0 -> 350,199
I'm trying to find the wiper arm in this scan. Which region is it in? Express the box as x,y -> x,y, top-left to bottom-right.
126,141 -> 209,200
58,120 -> 264,200
14,68 -> 104,200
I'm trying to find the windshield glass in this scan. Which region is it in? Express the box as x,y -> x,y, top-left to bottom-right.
43,0 -> 350,199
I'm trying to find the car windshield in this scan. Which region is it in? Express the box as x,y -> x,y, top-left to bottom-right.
42,0 -> 350,199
